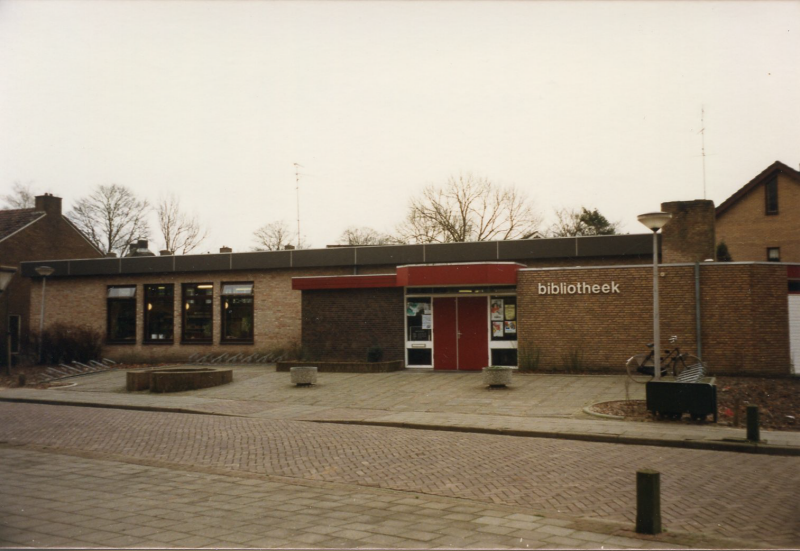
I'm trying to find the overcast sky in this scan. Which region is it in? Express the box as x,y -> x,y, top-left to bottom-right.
1,1 -> 798,253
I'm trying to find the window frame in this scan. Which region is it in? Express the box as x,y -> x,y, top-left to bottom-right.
106,285 -> 137,344
220,282 -> 255,344
765,178 -> 778,215
767,247 -> 781,262
143,284 -> 175,344
181,283 -> 214,344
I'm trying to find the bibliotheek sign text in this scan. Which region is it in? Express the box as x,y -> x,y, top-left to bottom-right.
538,282 -> 620,295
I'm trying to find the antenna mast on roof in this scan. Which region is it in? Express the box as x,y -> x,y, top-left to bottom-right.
699,106 -> 707,200
294,162 -> 302,248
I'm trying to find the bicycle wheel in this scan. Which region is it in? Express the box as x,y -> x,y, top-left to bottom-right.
672,354 -> 704,379
626,353 -> 655,384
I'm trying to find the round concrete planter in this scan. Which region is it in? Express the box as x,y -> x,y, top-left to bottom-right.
482,366 -> 513,388
291,366 -> 317,386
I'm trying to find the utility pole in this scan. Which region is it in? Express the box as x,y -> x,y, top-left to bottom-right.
293,162 -> 302,248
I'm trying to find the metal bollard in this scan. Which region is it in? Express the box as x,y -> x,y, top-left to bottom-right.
636,469 -> 662,535
746,405 -> 760,442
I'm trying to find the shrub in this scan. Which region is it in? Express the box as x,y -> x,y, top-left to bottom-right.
518,345 -> 542,372
367,346 -> 383,363
716,241 -> 732,262
560,346 -> 584,373
32,323 -> 103,365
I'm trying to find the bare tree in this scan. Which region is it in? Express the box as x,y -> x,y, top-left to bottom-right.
68,184 -> 150,255
338,226 -> 396,246
548,206 -> 619,237
2,181 -> 37,209
396,174 -> 541,243
252,220 -> 308,251
156,194 -> 208,254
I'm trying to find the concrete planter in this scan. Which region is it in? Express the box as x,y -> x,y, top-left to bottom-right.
482,366 -> 513,387
277,360 -> 404,373
291,366 -> 318,386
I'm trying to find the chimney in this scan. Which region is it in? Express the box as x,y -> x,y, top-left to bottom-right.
127,239 -> 155,257
660,200 -> 716,263
34,193 -> 62,216
105,252 -> 117,258
159,250 -> 173,256
284,244 -> 295,250
220,246 -> 232,253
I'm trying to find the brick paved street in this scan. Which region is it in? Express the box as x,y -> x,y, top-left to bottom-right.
0,402 -> 797,548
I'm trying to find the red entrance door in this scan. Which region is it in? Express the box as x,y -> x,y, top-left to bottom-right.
432,297 -> 488,370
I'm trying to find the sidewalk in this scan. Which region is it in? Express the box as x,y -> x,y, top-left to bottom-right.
1,366 -> 798,455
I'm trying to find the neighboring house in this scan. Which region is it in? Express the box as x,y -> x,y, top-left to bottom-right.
716,161 -> 800,263
0,194 -> 103,368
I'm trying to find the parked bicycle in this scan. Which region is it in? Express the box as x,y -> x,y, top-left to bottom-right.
625,336 -> 704,383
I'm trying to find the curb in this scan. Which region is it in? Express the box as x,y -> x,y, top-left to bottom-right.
0,397 -> 242,418
3,396 -> 798,457
310,419 -> 800,457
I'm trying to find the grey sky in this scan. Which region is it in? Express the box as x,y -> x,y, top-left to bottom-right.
1,1 -> 798,253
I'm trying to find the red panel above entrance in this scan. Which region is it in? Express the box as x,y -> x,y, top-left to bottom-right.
397,263 -> 523,287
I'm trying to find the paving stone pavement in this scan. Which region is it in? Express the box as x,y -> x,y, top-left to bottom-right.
0,446 -> 694,550
3,367 -> 798,450
0,402 -> 797,548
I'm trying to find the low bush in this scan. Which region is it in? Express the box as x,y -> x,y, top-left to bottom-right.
32,323 -> 103,365
367,346 -> 383,363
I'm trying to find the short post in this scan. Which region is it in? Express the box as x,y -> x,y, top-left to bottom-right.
636,469 -> 662,535
746,405 -> 760,442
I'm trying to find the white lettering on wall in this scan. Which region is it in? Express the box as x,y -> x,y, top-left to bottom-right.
537,282 -> 620,295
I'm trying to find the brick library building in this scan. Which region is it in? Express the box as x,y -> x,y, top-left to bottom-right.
18,161 -> 800,377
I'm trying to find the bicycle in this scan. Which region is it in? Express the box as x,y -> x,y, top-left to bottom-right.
625,335 -> 704,384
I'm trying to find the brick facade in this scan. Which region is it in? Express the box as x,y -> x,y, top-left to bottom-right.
518,263 -> 791,376
716,171 -> 800,262
30,267 -> 354,363
0,195 -> 102,366
301,288 -> 405,362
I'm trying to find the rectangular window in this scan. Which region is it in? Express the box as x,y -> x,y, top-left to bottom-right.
406,298 -> 432,342
182,283 -> 213,343
490,296 -> 517,341
765,178 -> 778,214
221,282 -> 254,343
767,247 -> 781,262
8,315 -> 20,354
107,285 -> 136,343
144,284 -> 174,343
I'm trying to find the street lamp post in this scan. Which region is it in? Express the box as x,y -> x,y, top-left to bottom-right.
35,266 -> 55,364
637,212 -> 672,381
0,266 -> 17,376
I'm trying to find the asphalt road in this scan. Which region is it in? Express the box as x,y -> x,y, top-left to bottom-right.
0,402 -> 797,548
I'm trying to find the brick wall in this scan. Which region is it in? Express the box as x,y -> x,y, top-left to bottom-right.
29,267 -> 354,363
699,263 -> 790,375
518,263 -> 790,376
301,288 -> 405,362
0,203 -> 101,366
716,173 -> 800,262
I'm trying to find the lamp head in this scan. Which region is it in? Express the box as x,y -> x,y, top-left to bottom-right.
35,266 -> 55,278
637,212 -> 672,232
0,265 -> 17,292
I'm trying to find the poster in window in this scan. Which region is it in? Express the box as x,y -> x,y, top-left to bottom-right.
421,314 -> 432,330
491,299 -> 503,320
504,304 -> 516,321
492,321 -> 503,337
504,321 -> 517,334
407,302 -> 421,316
